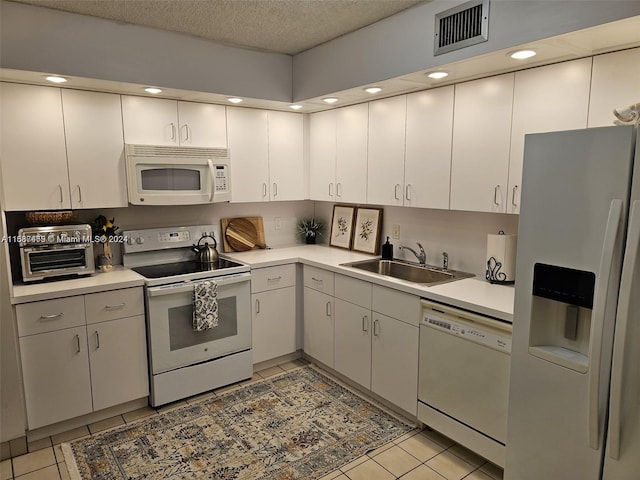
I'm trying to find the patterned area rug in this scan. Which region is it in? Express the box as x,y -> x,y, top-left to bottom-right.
62,366 -> 414,479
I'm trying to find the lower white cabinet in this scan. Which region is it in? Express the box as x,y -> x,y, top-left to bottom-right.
251,265 -> 297,364
334,297 -> 371,389
16,287 -> 148,430
303,266 -> 335,368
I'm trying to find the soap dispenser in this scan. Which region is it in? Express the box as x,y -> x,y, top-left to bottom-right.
381,236 -> 393,260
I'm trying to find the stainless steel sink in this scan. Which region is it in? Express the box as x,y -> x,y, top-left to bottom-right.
341,259 -> 474,286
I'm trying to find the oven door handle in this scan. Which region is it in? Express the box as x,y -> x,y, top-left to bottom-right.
147,273 -> 250,297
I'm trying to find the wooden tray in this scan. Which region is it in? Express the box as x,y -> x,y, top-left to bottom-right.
221,217 -> 266,252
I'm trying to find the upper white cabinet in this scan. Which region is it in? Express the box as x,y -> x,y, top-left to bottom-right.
227,107 -> 304,202
309,104 -> 368,204
405,86 -> 455,209
0,84 -> 127,210
508,58 -> 592,213
336,103 -> 368,204
0,83 -> 70,210
121,96 -> 227,147
62,89 -> 128,209
309,109 -> 337,201
367,96 -> 406,206
267,111 -> 305,201
588,47 -> 640,128
450,73 -> 515,213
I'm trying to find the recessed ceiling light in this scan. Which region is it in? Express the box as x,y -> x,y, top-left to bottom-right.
45,75 -> 67,84
144,87 -> 162,94
323,97 -> 338,104
364,87 -> 382,94
289,104 -> 303,110
426,71 -> 449,79
228,97 -> 243,104
510,49 -> 537,60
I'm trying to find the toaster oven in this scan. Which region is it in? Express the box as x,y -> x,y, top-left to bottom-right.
18,224 -> 95,282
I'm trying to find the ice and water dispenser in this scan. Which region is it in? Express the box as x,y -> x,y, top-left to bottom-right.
528,263 -> 596,373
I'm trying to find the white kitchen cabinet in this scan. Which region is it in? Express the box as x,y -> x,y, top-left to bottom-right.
62,89 -> 128,208
0,83 -> 70,210
88,315 -> 148,411
19,326 -> 93,429
228,107 -> 304,202
309,109 -> 337,201
508,58 -> 592,213
122,95 -> 227,147
371,285 -> 420,416
367,96 -> 406,206
334,275 -> 373,390
16,287 -> 147,429
309,104 -> 368,203
405,86 -> 455,209
336,103 -> 368,203
450,73 -> 515,213
267,111 -> 305,201
588,47 -> 640,128
251,265 -> 297,364
303,266 -> 335,367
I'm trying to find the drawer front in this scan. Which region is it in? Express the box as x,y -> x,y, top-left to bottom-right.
251,264 -> 296,293
85,287 -> 144,325
303,265 -> 334,295
17,296 -> 86,337
335,274 -> 372,308
372,285 -> 421,326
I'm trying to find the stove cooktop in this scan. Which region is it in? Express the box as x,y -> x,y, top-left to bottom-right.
132,259 -> 244,279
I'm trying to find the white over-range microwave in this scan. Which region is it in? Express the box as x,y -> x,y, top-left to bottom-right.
125,144 -> 231,205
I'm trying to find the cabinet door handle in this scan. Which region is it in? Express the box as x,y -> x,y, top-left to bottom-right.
336,182 -> 342,197
77,185 -> 82,203
329,183 -> 334,198
273,182 -> 278,197
262,183 -> 268,197
394,184 -> 400,200
405,184 -> 411,201
75,334 -> 81,354
95,331 -> 100,349
255,299 -> 260,314
170,122 -> 177,142
58,185 -> 64,204
311,277 -> 323,284
512,185 -> 519,207
362,315 -> 369,332
183,124 -> 191,142
105,303 -> 125,310
494,185 -> 500,206
326,302 -> 332,317
373,319 -> 380,337
267,276 -> 282,282
40,313 -> 64,321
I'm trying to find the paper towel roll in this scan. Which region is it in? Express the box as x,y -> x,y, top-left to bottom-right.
486,231 -> 517,284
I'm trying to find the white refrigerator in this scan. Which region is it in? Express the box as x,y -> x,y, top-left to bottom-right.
505,125 -> 640,480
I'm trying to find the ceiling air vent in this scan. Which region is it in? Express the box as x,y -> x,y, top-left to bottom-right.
434,0 -> 489,55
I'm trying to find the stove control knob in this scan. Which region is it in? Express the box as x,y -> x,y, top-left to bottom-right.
136,236 -> 145,245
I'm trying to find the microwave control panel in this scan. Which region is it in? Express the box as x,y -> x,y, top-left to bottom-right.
214,165 -> 229,192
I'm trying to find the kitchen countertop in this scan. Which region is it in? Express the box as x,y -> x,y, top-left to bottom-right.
11,266 -> 145,304
225,245 -> 514,322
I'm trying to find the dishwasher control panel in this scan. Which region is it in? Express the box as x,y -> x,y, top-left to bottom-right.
422,315 -> 512,353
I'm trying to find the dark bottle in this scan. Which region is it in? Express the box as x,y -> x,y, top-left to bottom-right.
381,236 -> 393,260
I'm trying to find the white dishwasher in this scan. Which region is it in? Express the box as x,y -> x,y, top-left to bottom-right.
418,299 -> 512,468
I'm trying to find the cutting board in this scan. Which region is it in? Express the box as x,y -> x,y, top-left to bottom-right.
221,217 -> 266,252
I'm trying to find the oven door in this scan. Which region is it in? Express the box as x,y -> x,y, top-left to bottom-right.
21,244 -> 95,281
146,272 -> 251,374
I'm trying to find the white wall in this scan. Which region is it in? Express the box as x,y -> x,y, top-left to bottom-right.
293,0 -> 640,100
314,202 -> 518,277
0,1 -> 293,102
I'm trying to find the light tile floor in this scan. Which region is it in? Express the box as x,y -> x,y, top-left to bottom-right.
1,359 -> 503,480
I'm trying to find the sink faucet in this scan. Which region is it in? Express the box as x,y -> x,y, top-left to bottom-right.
400,242 -> 426,266
442,252 -> 449,270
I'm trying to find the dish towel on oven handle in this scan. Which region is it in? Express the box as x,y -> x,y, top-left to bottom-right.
193,280 -> 219,331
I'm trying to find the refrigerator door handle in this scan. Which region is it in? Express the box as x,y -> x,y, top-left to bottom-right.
607,200 -> 640,459
588,198 -> 623,450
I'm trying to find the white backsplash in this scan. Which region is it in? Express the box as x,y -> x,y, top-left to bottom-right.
313,203 -> 519,277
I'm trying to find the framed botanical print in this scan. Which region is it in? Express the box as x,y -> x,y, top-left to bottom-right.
352,207 -> 383,254
329,205 -> 355,250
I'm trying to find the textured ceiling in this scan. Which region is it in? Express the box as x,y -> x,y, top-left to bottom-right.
9,0 -> 427,54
